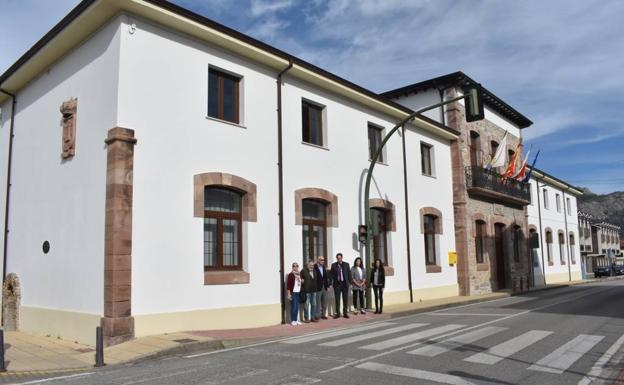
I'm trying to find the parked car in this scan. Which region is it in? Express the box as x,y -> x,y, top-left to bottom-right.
614,265 -> 624,276
594,266 -> 612,277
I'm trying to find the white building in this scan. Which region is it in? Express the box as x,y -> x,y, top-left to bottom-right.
527,168 -> 583,284
0,0 -> 460,345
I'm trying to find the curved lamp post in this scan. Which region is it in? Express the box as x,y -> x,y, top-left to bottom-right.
363,87 -> 484,306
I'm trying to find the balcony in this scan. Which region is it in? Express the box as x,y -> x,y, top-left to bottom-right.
465,166 -> 531,206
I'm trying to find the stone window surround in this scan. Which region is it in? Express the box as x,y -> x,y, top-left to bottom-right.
294,187 -> 338,228
420,207 -> 443,273
472,213 -> 489,271
369,198 -> 396,276
558,230 -> 566,265
544,227 -> 554,266
194,172 -> 257,285
569,231 -> 576,264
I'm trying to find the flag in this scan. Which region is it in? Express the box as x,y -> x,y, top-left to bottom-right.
488,131 -> 508,169
513,145 -> 532,180
522,150 -> 541,183
503,142 -> 522,177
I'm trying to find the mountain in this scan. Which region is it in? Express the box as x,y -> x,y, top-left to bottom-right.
577,189 -> 624,233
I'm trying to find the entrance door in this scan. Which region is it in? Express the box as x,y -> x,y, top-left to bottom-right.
495,223 -> 507,290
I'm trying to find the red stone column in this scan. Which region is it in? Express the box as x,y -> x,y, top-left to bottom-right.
102,127 -> 136,346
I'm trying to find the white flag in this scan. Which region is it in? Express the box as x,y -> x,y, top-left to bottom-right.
490,134 -> 507,168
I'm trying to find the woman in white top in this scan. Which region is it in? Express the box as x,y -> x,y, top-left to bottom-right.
350,257 -> 367,314
286,262 -> 303,325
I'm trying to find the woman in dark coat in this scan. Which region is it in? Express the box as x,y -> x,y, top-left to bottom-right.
369,258 -> 385,314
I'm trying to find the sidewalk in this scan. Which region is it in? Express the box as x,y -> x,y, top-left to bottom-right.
1,280 -> 614,377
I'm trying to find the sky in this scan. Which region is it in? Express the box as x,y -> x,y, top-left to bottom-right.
1,0 -> 623,194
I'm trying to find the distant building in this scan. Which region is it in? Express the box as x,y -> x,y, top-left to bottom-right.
526,169 -> 582,285
579,213 -> 621,277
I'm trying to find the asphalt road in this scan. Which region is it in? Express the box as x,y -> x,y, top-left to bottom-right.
8,280 -> 624,385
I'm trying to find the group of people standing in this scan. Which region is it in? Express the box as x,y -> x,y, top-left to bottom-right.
286,253 -> 386,326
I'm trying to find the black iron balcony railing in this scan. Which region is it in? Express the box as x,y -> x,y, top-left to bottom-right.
465,166 -> 531,205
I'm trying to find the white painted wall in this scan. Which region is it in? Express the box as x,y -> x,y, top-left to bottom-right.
117,15 -> 281,315
281,78 -> 458,297
0,16 -> 122,315
527,178 -> 581,283
116,14 -> 457,317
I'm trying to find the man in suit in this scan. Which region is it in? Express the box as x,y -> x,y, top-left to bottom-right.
331,253 -> 351,319
314,256 -> 331,320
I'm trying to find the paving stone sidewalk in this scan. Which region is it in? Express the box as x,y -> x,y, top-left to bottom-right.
2,280 -> 609,377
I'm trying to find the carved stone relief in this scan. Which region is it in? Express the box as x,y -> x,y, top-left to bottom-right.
60,98 -> 77,159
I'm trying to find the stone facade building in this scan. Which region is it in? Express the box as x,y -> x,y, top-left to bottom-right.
385,72 -> 533,295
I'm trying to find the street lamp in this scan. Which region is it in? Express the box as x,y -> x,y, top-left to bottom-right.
363,85 -> 484,306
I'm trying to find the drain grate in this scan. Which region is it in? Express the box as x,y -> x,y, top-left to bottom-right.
173,338 -> 198,344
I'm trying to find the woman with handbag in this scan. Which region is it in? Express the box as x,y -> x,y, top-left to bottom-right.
286,262 -> 303,325
350,257 -> 367,315
370,258 -> 385,314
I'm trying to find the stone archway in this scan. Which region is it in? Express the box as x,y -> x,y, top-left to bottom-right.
2,273 -> 21,331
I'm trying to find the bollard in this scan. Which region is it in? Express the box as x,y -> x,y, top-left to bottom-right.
95,326 -> 105,367
0,329 -> 6,372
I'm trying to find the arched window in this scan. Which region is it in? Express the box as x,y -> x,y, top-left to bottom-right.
204,187 -> 242,270
469,131 -> 481,166
529,228 -> 540,267
490,141 -> 499,165
302,199 -> 327,264
371,208 -> 388,265
569,233 -> 576,264
558,231 -> 566,264
513,225 -> 522,263
546,230 -> 553,264
475,220 -> 486,264
424,214 -> 438,266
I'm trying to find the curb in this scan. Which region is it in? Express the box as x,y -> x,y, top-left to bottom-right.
0,366 -> 91,379
125,339 -> 225,365
0,340 -> 226,379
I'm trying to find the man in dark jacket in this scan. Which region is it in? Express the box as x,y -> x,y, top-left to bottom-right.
331,253 -> 351,318
314,256 -> 331,319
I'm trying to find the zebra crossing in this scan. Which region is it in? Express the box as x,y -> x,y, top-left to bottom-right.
282,321 -> 623,379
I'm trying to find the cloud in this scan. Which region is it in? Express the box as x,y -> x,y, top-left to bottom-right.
248,18 -> 290,40
250,0 -> 294,17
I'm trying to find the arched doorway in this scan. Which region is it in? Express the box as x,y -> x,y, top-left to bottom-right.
494,223 -> 507,290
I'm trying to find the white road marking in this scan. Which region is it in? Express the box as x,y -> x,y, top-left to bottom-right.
430,313 -> 510,317
464,330 -> 552,365
408,326 -> 507,357
274,374 -> 322,385
357,362 -> 478,385
319,323 -> 428,347
528,334 -> 604,374
321,285 -> 613,374
204,368 -> 269,384
578,333 -> 624,385
11,373 -> 94,385
243,347 -> 355,363
360,324 -> 465,351
280,322 -> 395,344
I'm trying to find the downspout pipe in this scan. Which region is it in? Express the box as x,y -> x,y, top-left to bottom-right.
400,126 -> 414,303
276,60 -> 293,324
0,89 -> 16,287
535,179 -> 546,285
